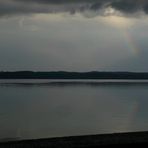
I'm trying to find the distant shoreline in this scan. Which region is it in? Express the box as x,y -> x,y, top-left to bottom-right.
1,71 -> 148,79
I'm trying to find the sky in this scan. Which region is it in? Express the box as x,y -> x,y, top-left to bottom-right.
1,0 -> 148,72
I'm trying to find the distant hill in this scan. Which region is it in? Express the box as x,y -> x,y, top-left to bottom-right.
1,71 -> 148,79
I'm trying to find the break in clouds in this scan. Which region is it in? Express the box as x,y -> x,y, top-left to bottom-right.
1,0 -> 148,17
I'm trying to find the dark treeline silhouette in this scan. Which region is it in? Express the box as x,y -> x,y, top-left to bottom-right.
1,71 -> 148,79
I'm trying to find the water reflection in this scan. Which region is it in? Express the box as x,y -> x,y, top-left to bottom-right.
1,80 -> 148,87
0,80 -> 148,140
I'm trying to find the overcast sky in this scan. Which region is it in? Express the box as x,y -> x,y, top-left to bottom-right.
1,0 -> 148,72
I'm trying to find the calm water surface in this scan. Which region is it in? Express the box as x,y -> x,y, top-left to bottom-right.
0,79 -> 148,141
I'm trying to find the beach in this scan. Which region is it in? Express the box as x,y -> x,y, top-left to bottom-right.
0,131 -> 148,147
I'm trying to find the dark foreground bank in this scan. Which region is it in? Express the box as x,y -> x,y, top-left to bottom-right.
1,131 -> 148,148
1,71 -> 148,79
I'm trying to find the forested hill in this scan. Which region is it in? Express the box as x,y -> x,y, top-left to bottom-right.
0,71 -> 148,79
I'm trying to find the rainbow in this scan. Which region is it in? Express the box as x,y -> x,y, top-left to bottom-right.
122,29 -> 140,55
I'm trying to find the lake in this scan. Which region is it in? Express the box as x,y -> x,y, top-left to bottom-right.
0,79 -> 148,141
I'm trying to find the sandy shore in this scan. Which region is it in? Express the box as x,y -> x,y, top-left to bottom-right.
1,131 -> 148,147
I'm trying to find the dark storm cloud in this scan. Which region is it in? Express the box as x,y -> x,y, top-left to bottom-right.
1,0 -> 148,17
0,0 -> 106,16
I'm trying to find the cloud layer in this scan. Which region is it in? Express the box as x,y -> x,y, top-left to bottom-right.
1,0 -> 148,17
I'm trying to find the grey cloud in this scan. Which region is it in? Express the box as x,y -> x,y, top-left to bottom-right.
1,0 -> 148,17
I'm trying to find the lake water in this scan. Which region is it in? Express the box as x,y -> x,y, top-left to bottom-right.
0,79 -> 148,141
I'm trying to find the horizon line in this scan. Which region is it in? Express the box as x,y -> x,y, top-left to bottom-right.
1,71 -> 148,73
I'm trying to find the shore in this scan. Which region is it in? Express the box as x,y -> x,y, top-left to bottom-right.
1,131 -> 148,147
1,71 -> 148,79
